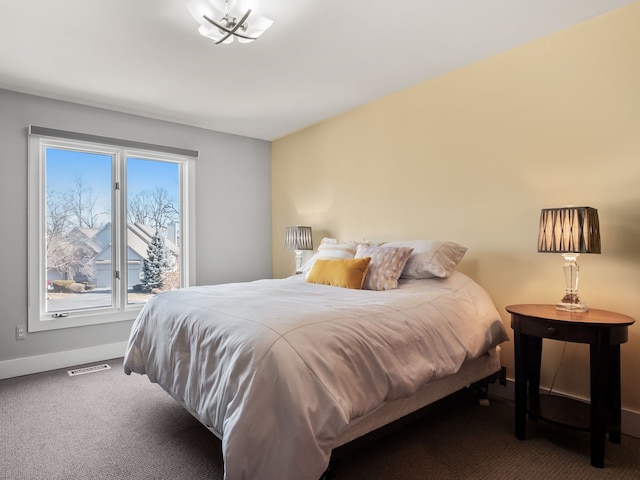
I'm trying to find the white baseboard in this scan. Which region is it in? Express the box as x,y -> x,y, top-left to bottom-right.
489,378 -> 640,439
0,341 -> 128,380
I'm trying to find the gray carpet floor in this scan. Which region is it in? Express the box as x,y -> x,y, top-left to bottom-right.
1,357 -> 639,480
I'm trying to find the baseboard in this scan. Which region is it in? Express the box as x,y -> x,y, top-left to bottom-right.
489,378 -> 640,439
0,341 -> 128,380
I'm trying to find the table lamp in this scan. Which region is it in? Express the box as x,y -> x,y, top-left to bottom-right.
537,206 -> 601,312
285,226 -> 313,273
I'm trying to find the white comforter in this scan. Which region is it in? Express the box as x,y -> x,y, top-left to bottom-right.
124,271 -> 508,480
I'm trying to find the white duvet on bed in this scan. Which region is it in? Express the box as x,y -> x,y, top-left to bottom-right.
124,271 -> 508,480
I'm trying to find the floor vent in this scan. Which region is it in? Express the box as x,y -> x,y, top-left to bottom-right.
67,364 -> 111,377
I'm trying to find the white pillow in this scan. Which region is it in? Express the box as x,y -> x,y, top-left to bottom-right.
316,237 -> 358,259
300,238 -> 358,275
381,240 -> 467,278
300,254 -> 318,275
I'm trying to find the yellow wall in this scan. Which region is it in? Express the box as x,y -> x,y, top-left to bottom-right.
272,2 -> 640,412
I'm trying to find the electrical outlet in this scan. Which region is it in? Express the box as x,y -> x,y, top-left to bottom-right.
16,325 -> 26,341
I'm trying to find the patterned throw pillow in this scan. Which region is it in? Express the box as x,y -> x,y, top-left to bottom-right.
355,244 -> 414,291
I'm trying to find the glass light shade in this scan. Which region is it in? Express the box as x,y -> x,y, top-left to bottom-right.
537,206 -> 601,312
238,16 -> 273,42
188,1 -> 217,29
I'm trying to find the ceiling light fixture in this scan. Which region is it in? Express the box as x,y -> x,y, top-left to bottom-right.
188,0 -> 273,45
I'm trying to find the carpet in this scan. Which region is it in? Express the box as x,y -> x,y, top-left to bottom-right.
1,358 -> 639,479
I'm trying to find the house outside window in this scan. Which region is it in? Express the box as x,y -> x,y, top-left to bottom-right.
28,127 -> 196,332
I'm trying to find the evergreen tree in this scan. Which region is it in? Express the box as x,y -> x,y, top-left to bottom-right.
141,231 -> 172,291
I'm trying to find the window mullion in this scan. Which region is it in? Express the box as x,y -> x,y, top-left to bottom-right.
113,150 -> 126,311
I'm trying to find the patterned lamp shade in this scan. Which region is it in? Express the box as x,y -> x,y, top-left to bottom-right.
285,226 -> 313,251
538,207 -> 601,254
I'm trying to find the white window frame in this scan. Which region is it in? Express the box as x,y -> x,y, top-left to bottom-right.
28,127 -> 197,332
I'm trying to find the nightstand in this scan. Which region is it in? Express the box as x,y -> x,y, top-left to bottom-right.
506,304 -> 635,468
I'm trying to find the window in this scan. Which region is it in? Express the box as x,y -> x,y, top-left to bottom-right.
28,127 -> 196,332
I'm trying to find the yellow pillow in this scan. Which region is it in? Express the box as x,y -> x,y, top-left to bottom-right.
306,258 -> 371,289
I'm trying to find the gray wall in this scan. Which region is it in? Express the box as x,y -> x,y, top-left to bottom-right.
0,88 -> 271,363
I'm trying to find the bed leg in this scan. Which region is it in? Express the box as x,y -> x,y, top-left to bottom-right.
471,366 -> 507,407
477,389 -> 491,407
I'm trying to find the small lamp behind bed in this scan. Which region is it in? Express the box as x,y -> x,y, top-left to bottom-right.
537,206 -> 601,312
285,225 -> 313,273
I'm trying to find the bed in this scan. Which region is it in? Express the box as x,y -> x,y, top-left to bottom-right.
124,241 -> 509,480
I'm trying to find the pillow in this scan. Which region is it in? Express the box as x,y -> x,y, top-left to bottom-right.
316,237 -> 358,259
381,240 -> 467,278
299,254 -> 318,275
354,245 -> 414,291
306,258 -> 371,289
300,237 -> 359,275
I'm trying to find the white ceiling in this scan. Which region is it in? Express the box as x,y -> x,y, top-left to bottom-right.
0,0 -> 634,141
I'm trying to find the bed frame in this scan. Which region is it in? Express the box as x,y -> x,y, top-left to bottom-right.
320,352 -> 507,480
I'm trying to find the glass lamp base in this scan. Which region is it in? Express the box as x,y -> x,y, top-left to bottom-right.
556,293 -> 588,312
556,253 -> 588,312
294,250 -> 303,274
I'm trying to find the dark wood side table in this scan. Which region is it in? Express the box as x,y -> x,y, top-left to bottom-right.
506,304 -> 635,468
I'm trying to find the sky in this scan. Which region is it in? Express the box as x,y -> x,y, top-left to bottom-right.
46,148 -> 179,225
